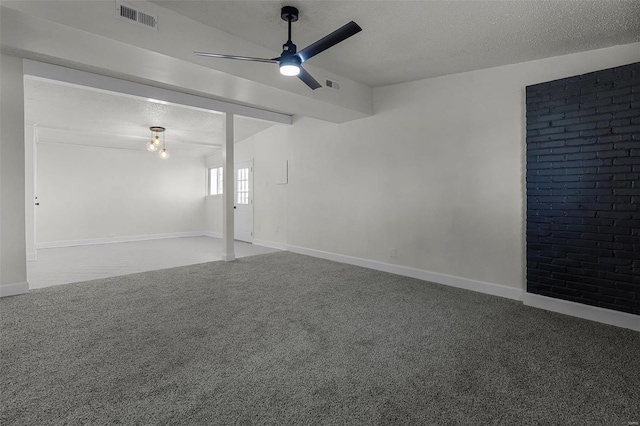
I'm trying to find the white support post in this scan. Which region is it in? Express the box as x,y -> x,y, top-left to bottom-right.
24,123 -> 37,261
221,113 -> 235,261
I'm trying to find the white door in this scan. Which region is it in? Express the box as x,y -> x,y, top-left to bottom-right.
234,160 -> 253,243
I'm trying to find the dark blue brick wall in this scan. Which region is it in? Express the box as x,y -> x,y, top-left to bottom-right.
526,62 -> 640,315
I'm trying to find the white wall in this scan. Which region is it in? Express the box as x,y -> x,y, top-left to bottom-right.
246,43 -> 640,291
36,142 -> 206,244
0,53 -> 28,295
252,125 -> 288,244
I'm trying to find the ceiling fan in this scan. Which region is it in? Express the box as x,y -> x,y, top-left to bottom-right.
194,6 -> 362,90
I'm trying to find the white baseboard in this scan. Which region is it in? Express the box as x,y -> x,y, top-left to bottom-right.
221,253 -> 236,261
279,243 -> 638,330
0,281 -> 29,297
26,251 -> 37,261
286,244 -> 524,301
523,293 -> 639,332
202,234 -> 287,251
253,239 -> 288,251
203,231 -> 223,239
36,232 -> 205,249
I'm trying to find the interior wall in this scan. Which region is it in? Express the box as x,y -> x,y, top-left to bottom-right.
252,125 -> 288,244
247,43 -> 640,291
36,142 -> 206,244
0,53 -> 27,291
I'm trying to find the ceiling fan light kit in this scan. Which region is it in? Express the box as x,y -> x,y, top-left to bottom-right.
279,56 -> 301,76
195,6 -> 361,90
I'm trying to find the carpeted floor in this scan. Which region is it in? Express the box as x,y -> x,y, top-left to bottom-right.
1,251 -> 638,425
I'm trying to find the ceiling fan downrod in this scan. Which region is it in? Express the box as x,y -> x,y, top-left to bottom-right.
281,6 -> 298,54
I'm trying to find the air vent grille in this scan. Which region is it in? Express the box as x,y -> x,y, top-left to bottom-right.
116,1 -> 157,30
325,79 -> 340,90
137,11 -> 157,28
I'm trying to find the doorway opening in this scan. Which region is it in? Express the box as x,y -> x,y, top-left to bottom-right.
23,60 -> 290,288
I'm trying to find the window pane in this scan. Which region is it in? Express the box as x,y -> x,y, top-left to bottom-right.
209,168 -> 215,195
209,167 -> 223,195
236,167 -> 249,205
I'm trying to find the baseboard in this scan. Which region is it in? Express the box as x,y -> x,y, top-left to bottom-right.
0,281 -> 29,297
286,244 -> 524,301
26,251 -> 37,261
253,239 -> 288,251
287,244 -> 638,330
202,234 -> 285,250
36,232 -> 205,249
523,293 -> 639,331
221,253 -> 236,261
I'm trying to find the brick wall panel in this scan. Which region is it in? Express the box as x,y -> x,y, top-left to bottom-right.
526,62 -> 640,315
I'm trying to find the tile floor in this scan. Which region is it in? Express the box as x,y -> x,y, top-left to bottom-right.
27,236 -> 280,289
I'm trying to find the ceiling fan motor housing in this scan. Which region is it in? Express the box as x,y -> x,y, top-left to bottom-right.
280,52 -> 301,66
282,40 -> 297,54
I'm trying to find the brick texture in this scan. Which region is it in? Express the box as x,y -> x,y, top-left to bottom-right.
526,62 -> 640,315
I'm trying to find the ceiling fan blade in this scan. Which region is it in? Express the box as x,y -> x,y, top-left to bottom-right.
194,52 -> 279,64
297,66 -> 322,90
296,21 -> 362,63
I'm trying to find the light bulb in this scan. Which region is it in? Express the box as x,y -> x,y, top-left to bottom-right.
153,135 -> 161,146
146,141 -> 158,152
159,148 -> 169,159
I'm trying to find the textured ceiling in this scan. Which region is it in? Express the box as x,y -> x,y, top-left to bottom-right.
24,78 -> 274,157
152,0 -> 640,87
20,1 -> 640,151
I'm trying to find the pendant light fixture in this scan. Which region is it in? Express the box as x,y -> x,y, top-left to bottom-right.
147,126 -> 169,159
147,126 -> 164,152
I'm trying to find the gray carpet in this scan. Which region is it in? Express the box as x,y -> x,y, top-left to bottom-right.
1,252 -> 638,425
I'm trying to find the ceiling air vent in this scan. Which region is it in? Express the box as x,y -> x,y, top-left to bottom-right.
325,79 -> 340,90
116,1 -> 157,30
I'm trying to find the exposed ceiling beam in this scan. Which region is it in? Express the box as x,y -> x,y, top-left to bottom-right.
23,60 -> 292,125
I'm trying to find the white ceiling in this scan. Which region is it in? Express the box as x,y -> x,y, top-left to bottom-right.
21,1 -> 640,154
153,0 -> 640,88
24,78 -> 275,157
